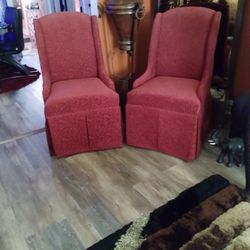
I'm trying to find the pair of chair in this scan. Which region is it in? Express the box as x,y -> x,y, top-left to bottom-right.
35,7 -> 221,160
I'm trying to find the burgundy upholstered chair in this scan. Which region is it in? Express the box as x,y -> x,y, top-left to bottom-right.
126,7 -> 221,161
34,13 -> 122,157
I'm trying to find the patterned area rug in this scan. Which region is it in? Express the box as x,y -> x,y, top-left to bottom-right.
0,62 -> 40,93
87,175 -> 248,250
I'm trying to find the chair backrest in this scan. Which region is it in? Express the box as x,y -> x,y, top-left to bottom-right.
34,12 -> 98,84
155,7 -> 220,80
186,2 -> 229,78
0,7 -> 24,54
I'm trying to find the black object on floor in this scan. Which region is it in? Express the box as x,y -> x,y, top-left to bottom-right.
0,62 -> 40,93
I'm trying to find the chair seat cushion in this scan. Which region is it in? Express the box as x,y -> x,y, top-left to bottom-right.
46,78 -> 119,116
128,76 -> 201,114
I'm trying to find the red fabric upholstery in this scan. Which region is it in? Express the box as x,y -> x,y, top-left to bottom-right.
126,7 -> 221,160
157,8 -> 213,80
35,12 -> 97,83
35,13 -> 122,157
128,76 -> 200,114
45,78 -> 118,115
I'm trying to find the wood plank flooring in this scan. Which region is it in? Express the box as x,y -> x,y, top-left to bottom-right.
0,52 -> 246,250
0,53 -> 44,143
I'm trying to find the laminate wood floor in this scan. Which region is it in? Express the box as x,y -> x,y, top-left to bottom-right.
0,52 -> 246,250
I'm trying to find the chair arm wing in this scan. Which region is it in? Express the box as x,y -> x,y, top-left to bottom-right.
133,66 -> 156,89
42,75 -> 52,101
197,73 -> 212,105
98,68 -> 115,90
132,13 -> 162,89
34,19 -> 52,101
91,16 -> 115,91
197,11 -> 221,104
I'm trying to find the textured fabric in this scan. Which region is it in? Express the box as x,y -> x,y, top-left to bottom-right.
87,175 -> 230,250
91,16 -> 115,90
34,12 -> 122,157
47,107 -> 122,157
110,187 -> 245,250
86,107 -> 122,151
180,202 -> 250,250
47,112 -> 89,156
132,14 -> 162,89
45,78 -> 119,116
35,12 -> 97,83
126,7 -> 221,161
225,227 -> 250,249
156,7 -> 216,80
126,105 -> 199,160
158,109 -> 198,160
142,175 -> 230,236
34,18 -> 52,101
114,215 -> 149,250
140,185 -> 243,250
126,106 -> 159,150
128,76 -> 200,114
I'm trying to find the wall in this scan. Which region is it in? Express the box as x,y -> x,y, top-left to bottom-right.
233,0 -> 250,97
97,0 -> 154,81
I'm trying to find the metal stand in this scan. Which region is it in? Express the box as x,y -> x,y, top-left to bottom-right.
106,0 -> 144,124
